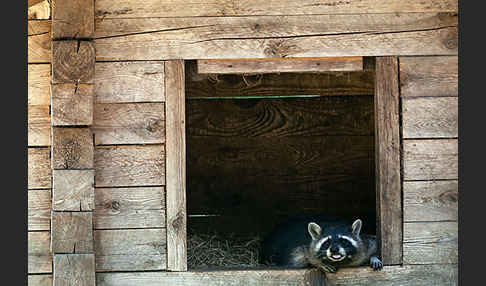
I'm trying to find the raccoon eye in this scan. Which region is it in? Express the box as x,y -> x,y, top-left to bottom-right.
321,240 -> 331,249
339,238 -> 352,247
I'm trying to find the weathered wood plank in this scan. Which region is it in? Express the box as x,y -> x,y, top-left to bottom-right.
94,229 -> 167,271
52,0 -> 94,39
52,41 -> 95,84
399,56 -> 458,97
97,268 -> 323,286
403,221 -> 458,264
28,231 -> 52,273
53,254 -> 95,286
51,84 -> 94,126
402,97 -> 458,138
403,139 -> 458,180
94,145 -> 165,187
93,103 -> 165,145
28,189 -> 52,231
28,147 -> 52,189
28,64 -> 51,106
28,105 -> 51,147
28,20 -> 51,63
94,13 -> 457,60
29,274 -> 53,286
165,60 -> 187,271
325,264 -> 457,286
374,57 -> 402,265
51,212 -> 94,253
95,61 -> 165,103
94,0 -> 457,18
28,0 -> 50,20
197,57 -> 363,74
52,170 -> 94,211
403,180 -> 458,222
94,186 -> 165,229
52,127 -> 94,169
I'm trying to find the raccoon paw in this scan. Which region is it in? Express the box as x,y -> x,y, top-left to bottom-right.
319,264 -> 337,273
370,257 -> 383,271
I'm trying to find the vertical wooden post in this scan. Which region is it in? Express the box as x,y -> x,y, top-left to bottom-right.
165,60 -> 187,271
375,56 -> 402,265
51,0 -> 96,284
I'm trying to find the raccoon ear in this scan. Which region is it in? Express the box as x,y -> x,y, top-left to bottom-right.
351,219 -> 362,236
308,222 -> 322,240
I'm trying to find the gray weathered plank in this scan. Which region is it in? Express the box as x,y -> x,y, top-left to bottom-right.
165,60 -> 187,271
52,0 -> 94,39
400,56 -> 458,97
28,20 -> 51,63
403,221 -> 458,264
52,127 -> 94,169
374,57 -> 402,265
51,84 -> 94,126
28,147 -> 52,189
94,0 -> 457,18
95,61 -> 165,103
52,169 -> 94,211
52,41 -> 95,84
28,189 -> 52,231
28,105 -> 51,147
93,103 -> 165,145
94,186 -> 165,229
404,180 -> 458,222
402,97 -> 458,138
94,13 -> 457,60
53,254 -> 95,286
94,145 -> 165,187
28,64 -> 51,106
29,274 -> 53,286
94,229 -> 167,271
51,212 -> 94,253
28,231 -> 52,273
403,139 -> 458,180
197,57 -> 363,74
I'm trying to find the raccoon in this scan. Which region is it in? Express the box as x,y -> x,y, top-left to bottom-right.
261,217 -> 383,273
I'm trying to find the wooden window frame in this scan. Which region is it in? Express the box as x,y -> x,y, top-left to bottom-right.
165,56 -> 402,271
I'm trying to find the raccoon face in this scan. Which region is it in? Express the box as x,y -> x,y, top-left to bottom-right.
308,219 -> 362,263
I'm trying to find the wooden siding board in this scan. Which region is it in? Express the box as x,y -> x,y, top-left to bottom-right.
28,20 -> 51,63
28,147 -> 52,189
28,189 -> 52,231
399,56 -> 458,97
51,212 -> 94,253
53,254 -> 96,286
28,231 -> 52,274
402,97 -> 458,138
29,274 -> 53,286
28,64 -> 51,106
52,170 -> 95,211
28,105 -> 51,147
94,186 -> 166,229
94,61 -> 165,103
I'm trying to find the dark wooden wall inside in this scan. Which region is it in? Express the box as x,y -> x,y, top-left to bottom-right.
185,61 -> 376,238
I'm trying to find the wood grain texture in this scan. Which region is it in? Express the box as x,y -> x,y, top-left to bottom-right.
197,57 -> 364,74
28,0 -> 50,19
53,254 -> 95,286
96,268 -> 324,286
94,0 -> 457,18
51,212 -> 94,253
94,229 -> 167,271
95,61 -> 165,103
28,189 -> 52,231
403,139 -> 458,180
399,56 -> 458,97
29,274 -> 53,286
52,169 -> 94,211
324,264 -> 457,286
403,221 -> 458,264
28,64 -> 51,106
94,186 -> 165,229
403,180 -> 458,222
374,57 -> 402,265
187,62 -> 375,98
93,103 -> 165,145
52,127 -> 94,169
51,84 -> 93,126
94,13 -> 457,60
28,20 -> 51,63
28,105 -> 51,147
165,60 -> 187,271
28,231 -> 52,273
52,41 -> 95,84
402,97 -> 458,138
52,0 -> 94,39
28,147 -> 52,189
94,145 -> 165,187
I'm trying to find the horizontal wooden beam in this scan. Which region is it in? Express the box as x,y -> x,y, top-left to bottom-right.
28,20 -> 51,63
52,169 -> 94,211
51,84 -> 94,126
28,189 -> 51,231
28,231 -> 52,273
51,127 -> 94,170
28,64 -> 51,106
52,41 -> 95,84
53,254 -> 96,286
197,57 -> 363,74
28,147 -> 51,189
51,212 -> 94,253
52,0 -> 94,39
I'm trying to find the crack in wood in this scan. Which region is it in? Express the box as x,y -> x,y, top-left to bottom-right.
93,25 -> 217,40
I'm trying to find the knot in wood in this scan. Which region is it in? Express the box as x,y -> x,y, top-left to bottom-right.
172,212 -> 185,230
111,200 -> 120,211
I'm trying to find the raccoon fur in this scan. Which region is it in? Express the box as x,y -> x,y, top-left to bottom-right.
261,217 -> 383,273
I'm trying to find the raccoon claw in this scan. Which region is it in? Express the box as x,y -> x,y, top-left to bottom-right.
319,264 -> 337,273
370,257 -> 383,271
